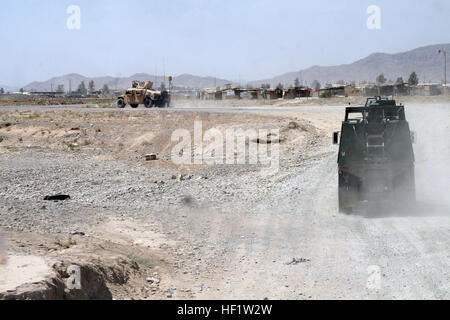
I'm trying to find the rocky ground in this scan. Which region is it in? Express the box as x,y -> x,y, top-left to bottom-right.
0,102 -> 449,300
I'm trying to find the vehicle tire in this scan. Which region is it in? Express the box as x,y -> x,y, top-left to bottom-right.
130,104 -> 139,109
144,98 -> 153,108
117,99 -> 125,109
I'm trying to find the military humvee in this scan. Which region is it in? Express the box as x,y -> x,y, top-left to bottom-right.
333,97 -> 416,214
117,80 -> 170,108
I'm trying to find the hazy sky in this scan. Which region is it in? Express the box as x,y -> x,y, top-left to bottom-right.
1,0 -> 450,86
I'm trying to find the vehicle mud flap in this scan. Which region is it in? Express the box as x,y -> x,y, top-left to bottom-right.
339,174 -> 358,214
339,186 -> 352,214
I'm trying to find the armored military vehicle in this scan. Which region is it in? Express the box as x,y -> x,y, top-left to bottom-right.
117,80 -> 171,109
333,97 -> 416,214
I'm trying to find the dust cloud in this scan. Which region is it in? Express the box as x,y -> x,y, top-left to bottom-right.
407,103 -> 450,214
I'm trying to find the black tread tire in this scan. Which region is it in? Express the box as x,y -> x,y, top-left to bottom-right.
144,98 -> 153,109
130,104 -> 139,109
117,99 -> 125,109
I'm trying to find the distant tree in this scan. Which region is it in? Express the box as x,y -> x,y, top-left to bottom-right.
0,88 -> 4,94
276,83 -> 284,90
19,88 -> 24,93
77,81 -> 87,95
56,84 -> 65,92
311,80 -> 321,89
246,84 -> 254,89
395,77 -> 404,84
261,83 -> 270,89
350,81 -> 356,86
102,84 -> 110,94
376,74 -> 387,85
160,82 -> 166,91
88,80 -> 95,92
320,90 -> 332,98
336,80 -> 345,85
360,80 -> 368,85
294,78 -> 301,88
408,72 -> 419,86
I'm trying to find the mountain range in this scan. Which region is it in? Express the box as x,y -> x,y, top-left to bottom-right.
250,43 -> 450,87
22,73 -> 231,92
12,43 -> 450,91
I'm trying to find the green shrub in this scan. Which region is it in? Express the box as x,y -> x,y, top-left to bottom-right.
320,91 -> 332,98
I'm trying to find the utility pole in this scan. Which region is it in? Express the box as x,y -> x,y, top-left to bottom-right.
438,49 -> 447,85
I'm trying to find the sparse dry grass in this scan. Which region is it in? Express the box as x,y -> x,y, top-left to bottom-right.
55,236 -> 77,249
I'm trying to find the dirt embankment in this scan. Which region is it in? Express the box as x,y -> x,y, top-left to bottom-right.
0,108 -> 315,165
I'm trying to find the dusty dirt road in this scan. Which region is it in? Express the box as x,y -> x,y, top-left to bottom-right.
0,102 -> 449,299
